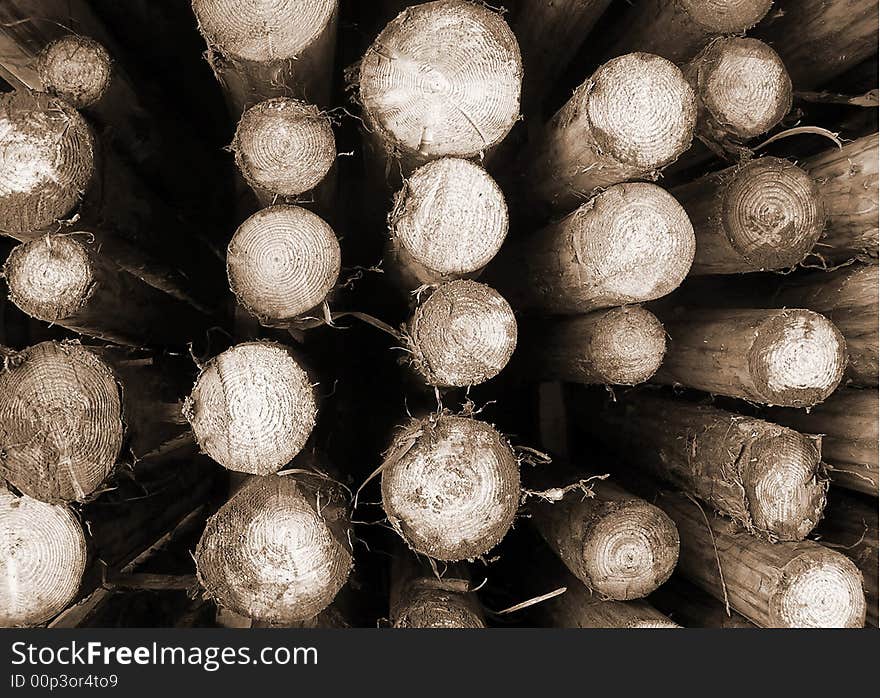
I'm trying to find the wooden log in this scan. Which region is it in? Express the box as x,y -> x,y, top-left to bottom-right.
358,0 -> 522,174
196,472 -> 352,624
405,280 -> 517,388
184,341 -> 317,475
36,35 -> 111,108
381,413 -> 520,561
804,134 -> 879,265
386,157 -> 508,289
765,388 -> 878,497
192,0 -> 338,114
490,183 -> 695,315
525,306 -> 667,386
226,205 -> 341,328
390,553 -> 484,628
649,576 -> 756,627
525,52 -> 697,212
754,0 -> 880,89
655,490 -> 866,627
585,393 -> 828,541
653,307 -> 847,407
3,235 -> 211,346
672,157 -> 827,274
530,477 -> 679,600
815,490 -> 878,626
0,341 -> 192,503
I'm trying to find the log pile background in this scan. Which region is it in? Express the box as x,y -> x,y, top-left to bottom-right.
0,0 -> 877,629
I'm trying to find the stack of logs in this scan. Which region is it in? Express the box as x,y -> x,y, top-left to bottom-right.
0,0 -> 876,629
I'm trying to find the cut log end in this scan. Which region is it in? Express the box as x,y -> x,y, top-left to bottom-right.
408,280 -> 517,388
233,98 -> 335,198
0,91 -> 94,235
390,158 -> 508,280
195,475 -> 352,623
722,158 -> 825,271
37,35 -> 113,109
680,0 -> 773,33
192,0 -> 337,62
0,342 -> 122,503
771,548 -> 866,628
587,53 -> 696,172
381,415 -> 520,561
227,205 -> 340,325
185,342 -> 317,474
359,0 -> 522,161
582,306 -> 666,385
392,583 -> 484,628
749,310 -> 847,407
0,491 -> 87,627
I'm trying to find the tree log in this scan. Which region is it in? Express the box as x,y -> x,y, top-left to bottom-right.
390,553 -> 484,628
649,576 -> 755,627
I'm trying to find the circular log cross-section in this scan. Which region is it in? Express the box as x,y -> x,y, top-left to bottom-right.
381,415 -> 520,561
0,91 -> 94,236
0,491 -> 88,627
184,342 -> 317,474
227,205 -> 341,326
233,98 -> 335,199
392,582 -> 484,628
37,35 -> 113,109
407,280 -> 517,388
359,0 -> 522,169
0,342 -> 123,503
196,475 -> 352,624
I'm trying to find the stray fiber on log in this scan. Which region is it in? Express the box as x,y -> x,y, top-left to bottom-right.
527,306 -> 666,385
386,157 -> 508,288
606,0 -> 773,63
390,554 -> 484,628
0,490 -> 87,627
586,393 -> 827,541
232,97 -> 336,206
0,341 -> 191,503
405,280 -> 517,388
526,52 -> 697,212
381,413 -> 520,561
656,491 -> 866,628
184,342 -> 317,475
673,157 -> 827,274
3,235 -> 210,347
491,183 -> 695,314
649,576 -> 755,627
653,307 -> 847,407
227,205 -> 341,327
358,0 -> 522,172
766,388 -> 878,497
530,477 -> 679,600
805,134 -> 879,265
192,0 -> 339,113
195,473 -> 352,624
37,35 -> 112,109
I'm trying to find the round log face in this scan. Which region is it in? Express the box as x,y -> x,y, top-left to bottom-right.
185,342 -> 317,474
408,280 -> 517,387
393,587 -> 484,628
192,0 -> 337,62
0,342 -> 123,503
583,306 -> 667,385
381,415 -> 520,561
359,0 -> 522,161
37,35 -> 112,109
195,475 -> 352,623
233,98 -> 335,197
0,91 -> 94,235
0,491 -> 87,627
679,0 -> 773,32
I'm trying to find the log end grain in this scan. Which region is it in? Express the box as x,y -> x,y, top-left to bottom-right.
37,35 -> 113,109
0,491 -> 87,627
233,98 -> 335,198
408,280 -> 517,388
0,91 -> 93,235
184,342 -> 317,474
392,583 -> 484,628
192,0 -> 337,62
359,0 -> 522,162
195,475 -> 352,623
381,414 -> 520,561
679,0 -> 773,33
389,157 -> 508,282
0,342 -> 122,503
227,205 -> 340,325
